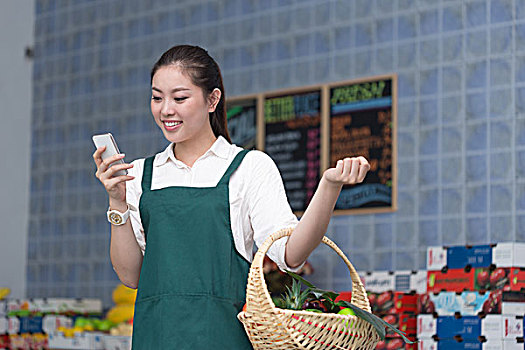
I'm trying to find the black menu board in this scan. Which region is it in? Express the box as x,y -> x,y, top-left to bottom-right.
329,77 -> 396,212
226,98 -> 257,149
264,90 -> 321,213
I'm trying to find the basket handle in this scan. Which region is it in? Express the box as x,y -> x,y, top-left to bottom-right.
251,227 -> 371,312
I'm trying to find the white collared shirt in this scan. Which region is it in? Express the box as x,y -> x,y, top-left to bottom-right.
125,136 -> 300,271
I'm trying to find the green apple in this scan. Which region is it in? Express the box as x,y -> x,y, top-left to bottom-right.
97,319 -> 114,332
337,307 -> 356,329
74,317 -> 88,328
337,308 -> 356,316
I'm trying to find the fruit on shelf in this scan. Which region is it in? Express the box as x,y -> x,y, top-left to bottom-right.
112,284 -> 137,305
74,317 -> 96,331
489,268 -> 508,289
106,304 -> 134,324
0,288 -> 10,300
110,322 -> 133,336
476,270 -> 490,288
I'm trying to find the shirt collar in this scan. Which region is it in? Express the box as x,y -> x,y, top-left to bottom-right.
153,136 -> 231,167
207,136 -> 231,159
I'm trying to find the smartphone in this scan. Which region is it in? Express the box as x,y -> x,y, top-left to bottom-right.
92,133 -> 128,176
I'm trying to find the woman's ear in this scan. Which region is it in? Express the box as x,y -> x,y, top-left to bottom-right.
208,88 -> 222,113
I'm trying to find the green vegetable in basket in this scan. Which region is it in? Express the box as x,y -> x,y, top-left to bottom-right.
286,271 -> 341,313
271,296 -> 286,309
282,278 -> 312,310
285,270 -> 417,344
304,308 -> 323,313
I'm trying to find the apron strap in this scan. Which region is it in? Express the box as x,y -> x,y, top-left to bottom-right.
218,149 -> 250,185
141,150 -> 249,191
141,156 -> 155,193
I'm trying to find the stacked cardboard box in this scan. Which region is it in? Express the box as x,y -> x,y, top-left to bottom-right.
353,270 -> 426,349
426,243 -> 525,294
418,242 -> 525,349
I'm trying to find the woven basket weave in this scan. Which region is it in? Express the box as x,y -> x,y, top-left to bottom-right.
238,228 -> 381,350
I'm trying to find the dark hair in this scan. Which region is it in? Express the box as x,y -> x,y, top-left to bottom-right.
150,45 -> 231,143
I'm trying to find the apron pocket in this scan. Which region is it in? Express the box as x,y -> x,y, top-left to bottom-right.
134,294 -> 252,349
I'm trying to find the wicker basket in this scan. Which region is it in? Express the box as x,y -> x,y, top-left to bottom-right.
238,228 -> 381,350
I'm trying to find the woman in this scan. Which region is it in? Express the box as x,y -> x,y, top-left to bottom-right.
93,45 -> 369,349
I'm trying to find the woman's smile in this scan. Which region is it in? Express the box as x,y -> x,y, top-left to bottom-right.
162,120 -> 183,131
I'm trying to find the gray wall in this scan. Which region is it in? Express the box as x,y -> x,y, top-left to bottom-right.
0,1 -> 34,299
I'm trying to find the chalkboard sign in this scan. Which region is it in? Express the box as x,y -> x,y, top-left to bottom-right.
226,97 -> 257,149
328,76 -> 397,213
264,89 -> 322,213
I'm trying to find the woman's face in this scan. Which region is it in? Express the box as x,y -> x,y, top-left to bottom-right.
150,65 -> 219,145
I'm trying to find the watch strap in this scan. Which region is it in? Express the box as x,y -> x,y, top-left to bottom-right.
107,205 -> 130,225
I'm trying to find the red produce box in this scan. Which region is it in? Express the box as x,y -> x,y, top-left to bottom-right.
399,313 -> 417,336
427,269 -> 475,293
369,291 -> 418,315
427,267 -> 514,293
375,337 -> 417,349
474,267 -> 512,291
417,293 -> 437,315
368,292 -> 377,309
481,290 -> 502,314
510,268 -> 525,291
0,334 -> 9,349
392,292 -> 418,314
481,290 -> 525,315
382,313 -> 417,338
475,267 -> 525,292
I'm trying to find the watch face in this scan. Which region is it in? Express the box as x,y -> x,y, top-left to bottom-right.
109,212 -> 123,225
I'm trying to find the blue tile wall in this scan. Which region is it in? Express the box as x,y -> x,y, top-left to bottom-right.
29,0 -> 525,301
491,89 -> 512,117
442,188 -> 463,216
466,217 -> 489,244
516,182 -> 525,211
442,218 -> 464,246
421,39 -> 440,65
491,0 -> 513,24
467,1 -> 487,28
490,151 -> 512,180
518,211 -> 525,237
419,159 -> 438,186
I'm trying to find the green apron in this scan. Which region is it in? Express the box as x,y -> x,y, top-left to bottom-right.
132,149 -> 253,349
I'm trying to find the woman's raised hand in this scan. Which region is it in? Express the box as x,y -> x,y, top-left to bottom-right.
93,146 -> 135,204
323,156 -> 370,186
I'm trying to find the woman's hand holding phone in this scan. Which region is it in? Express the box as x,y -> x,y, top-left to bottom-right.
93,145 -> 135,208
